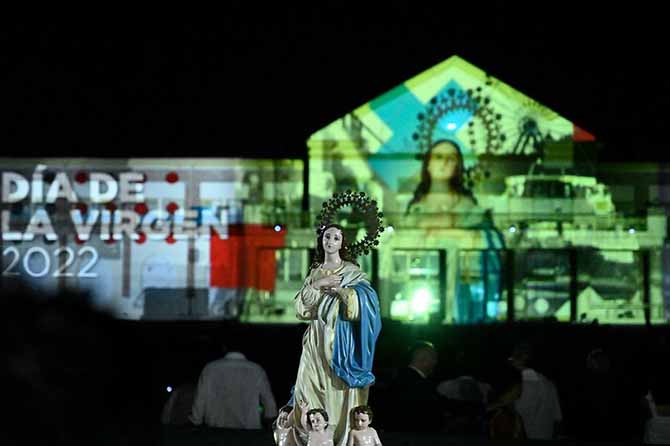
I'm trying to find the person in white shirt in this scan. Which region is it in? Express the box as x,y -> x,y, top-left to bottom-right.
508,341 -> 562,440
189,350 -> 277,429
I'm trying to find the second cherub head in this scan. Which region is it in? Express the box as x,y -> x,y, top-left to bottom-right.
307,408 -> 329,432
351,405 -> 374,431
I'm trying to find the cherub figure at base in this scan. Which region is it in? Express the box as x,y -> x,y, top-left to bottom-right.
274,405 -> 296,446
347,405 -> 382,446
299,400 -> 334,446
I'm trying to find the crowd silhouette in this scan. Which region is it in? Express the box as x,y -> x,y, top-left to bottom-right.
5,277 -> 670,445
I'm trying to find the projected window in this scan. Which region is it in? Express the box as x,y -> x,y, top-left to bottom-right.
650,248 -> 669,324
514,250 -> 571,321
389,250 -> 442,323
522,180 -> 574,199
457,249 -> 507,323
276,248 -> 312,284
358,252 -> 374,279
577,250 -> 644,324
241,248 -> 311,324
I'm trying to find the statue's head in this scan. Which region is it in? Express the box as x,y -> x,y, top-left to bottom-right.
315,223 -> 353,263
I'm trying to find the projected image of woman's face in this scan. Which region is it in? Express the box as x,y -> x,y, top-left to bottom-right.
428,141 -> 459,182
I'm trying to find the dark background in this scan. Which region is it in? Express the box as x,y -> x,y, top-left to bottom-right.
4,8 -> 670,163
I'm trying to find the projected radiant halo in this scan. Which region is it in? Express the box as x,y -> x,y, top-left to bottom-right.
412,82 -> 506,156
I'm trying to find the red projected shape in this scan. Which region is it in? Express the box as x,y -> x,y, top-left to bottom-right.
166,172 -> 179,183
209,224 -> 286,292
573,125 -> 596,142
166,202 -> 179,214
134,203 -> 148,215
75,171 -> 89,183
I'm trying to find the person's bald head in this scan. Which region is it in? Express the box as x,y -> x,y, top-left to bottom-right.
409,341 -> 438,377
508,341 -> 533,370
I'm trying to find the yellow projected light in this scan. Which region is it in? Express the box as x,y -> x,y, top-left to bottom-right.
307,54 -> 581,210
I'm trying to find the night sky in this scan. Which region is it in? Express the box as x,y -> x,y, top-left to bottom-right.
5,10 -> 669,163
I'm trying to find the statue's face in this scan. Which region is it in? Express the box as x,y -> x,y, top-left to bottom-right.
309,412 -> 327,432
353,412 -> 371,431
428,141 -> 459,182
322,227 -> 343,255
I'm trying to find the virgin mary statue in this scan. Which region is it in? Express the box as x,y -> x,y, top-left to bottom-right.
286,221 -> 382,446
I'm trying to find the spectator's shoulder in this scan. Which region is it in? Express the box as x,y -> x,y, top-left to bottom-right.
242,359 -> 269,375
201,357 -> 229,373
536,371 -> 556,386
200,360 -> 215,373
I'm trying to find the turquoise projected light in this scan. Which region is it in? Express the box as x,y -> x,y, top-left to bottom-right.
368,80 -> 476,192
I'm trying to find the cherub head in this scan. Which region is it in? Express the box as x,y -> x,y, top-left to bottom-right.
351,405 -> 374,431
307,408 -> 329,432
277,405 -> 293,429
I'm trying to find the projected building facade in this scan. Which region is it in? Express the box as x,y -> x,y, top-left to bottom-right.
1,57 -> 668,324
